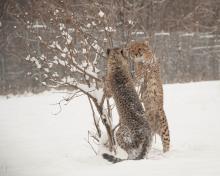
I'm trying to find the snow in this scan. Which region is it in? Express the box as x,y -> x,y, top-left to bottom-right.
155,32 -> 170,36
52,72 -> 59,77
86,23 -> 91,28
59,23 -> 65,31
105,27 -> 116,32
67,28 -> 75,33
0,81 -> 220,176
55,42 -> 62,50
131,31 -> 145,35
193,45 -> 220,50
199,34 -> 214,39
76,83 -> 103,104
37,36 -> 42,40
40,54 -> 46,60
28,56 -> 41,69
25,55 -> 30,61
98,11 -> 104,18
82,48 -> 87,54
63,47 -> 68,53
58,59 -> 66,66
61,31 -> 72,45
54,9 -> 59,16
32,24 -> 46,29
48,63 -> 53,68
128,20 -> 134,25
180,33 -> 194,37
44,68 -> 49,73
61,53 -> 66,58
61,76 -> 75,83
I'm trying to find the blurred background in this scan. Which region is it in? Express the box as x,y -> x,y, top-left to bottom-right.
0,0 -> 219,95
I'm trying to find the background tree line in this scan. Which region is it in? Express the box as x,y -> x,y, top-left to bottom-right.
0,0 -> 220,95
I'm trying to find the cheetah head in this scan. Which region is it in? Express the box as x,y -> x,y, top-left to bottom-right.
127,41 -> 155,64
106,47 -> 129,68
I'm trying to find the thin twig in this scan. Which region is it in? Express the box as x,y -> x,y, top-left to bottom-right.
86,131 -> 98,155
87,96 -> 102,138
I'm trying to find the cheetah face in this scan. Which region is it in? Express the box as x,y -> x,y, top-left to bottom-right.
128,42 -> 154,64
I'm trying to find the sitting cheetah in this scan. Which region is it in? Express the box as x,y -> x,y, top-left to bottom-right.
126,41 -> 170,152
103,48 -> 152,163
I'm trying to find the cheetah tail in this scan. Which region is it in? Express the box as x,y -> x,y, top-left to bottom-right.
102,153 -> 124,163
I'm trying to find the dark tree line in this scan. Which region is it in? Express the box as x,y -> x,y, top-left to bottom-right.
0,0 -> 220,95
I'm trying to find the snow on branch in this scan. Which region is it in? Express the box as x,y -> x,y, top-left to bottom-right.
22,0 -> 147,153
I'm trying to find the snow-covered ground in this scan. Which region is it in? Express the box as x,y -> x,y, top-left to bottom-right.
0,81 -> 220,176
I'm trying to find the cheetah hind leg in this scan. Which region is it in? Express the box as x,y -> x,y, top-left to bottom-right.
158,110 -> 170,152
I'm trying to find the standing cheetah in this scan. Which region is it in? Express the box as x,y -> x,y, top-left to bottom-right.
127,41 -> 170,152
103,48 -> 152,163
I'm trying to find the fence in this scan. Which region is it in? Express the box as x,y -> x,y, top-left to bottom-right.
0,32 -> 220,95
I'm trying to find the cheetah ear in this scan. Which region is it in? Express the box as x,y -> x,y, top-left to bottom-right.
106,48 -> 110,56
122,48 -> 129,58
144,40 -> 149,46
120,49 -> 124,56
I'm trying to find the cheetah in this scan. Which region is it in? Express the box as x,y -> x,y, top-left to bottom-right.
103,48 -> 152,163
126,41 -> 170,152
